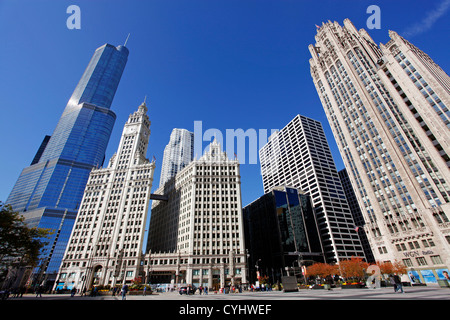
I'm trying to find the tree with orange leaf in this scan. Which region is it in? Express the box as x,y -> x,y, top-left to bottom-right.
375,260 -> 407,276
306,263 -> 338,279
337,257 -> 368,282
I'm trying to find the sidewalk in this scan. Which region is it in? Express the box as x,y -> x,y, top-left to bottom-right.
10,285 -> 447,300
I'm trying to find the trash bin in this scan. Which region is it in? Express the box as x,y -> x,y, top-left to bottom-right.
323,284 -> 331,290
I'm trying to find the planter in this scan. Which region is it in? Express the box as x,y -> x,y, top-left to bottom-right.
128,290 -> 152,295
341,284 -> 366,289
311,285 -> 324,289
298,285 -> 309,290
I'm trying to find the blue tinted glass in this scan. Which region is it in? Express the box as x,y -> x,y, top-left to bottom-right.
6,43 -> 128,280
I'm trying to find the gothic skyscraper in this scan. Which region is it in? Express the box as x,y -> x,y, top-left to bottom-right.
309,19 -> 450,282
6,43 -> 129,283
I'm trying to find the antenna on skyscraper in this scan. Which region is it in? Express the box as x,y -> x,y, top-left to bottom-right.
124,33 -> 130,46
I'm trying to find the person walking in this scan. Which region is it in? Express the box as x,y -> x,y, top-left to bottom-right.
35,285 -> 43,298
121,284 -> 128,300
393,274 -> 404,293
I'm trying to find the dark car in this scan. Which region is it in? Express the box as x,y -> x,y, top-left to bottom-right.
179,286 -> 195,295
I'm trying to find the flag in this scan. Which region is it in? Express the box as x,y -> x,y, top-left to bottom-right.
152,155 -> 156,162
315,24 -> 320,29
355,226 -> 360,232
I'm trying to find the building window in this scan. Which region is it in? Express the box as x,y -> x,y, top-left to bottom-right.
402,258 -> 413,267
126,271 -> 133,277
416,257 -> 427,266
408,241 -> 420,250
430,255 -> 443,265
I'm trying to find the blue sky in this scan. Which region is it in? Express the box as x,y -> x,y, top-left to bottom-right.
0,0 -> 449,208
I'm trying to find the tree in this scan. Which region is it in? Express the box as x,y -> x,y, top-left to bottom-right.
392,260 -> 407,275
337,257 -> 368,282
306,263 -> 338,279
376,260 -> 407,276
0,202 -> 52,281
376,261 -> 395,275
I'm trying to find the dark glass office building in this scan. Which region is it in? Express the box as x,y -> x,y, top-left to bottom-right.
243,186 -> 325,285
338,169 -> 375,263
6,43 -> 128,285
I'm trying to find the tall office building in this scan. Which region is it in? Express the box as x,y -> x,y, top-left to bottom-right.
309,19 -> 450,283
55,102 -> 155,290
338,169 -> 375,263
259,115 -> 365,263
147,139 -> 247,289
159,128 -> 194,187
243,186 -> 325,284
6,43 -> 129,284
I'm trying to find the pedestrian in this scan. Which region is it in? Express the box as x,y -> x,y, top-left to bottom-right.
81,287 -> 87,297
121,284 -> 128,300
71,287 -> 77,297
393,274 -> 404,293
143,286 -> 147,296
35,285 -> 42,298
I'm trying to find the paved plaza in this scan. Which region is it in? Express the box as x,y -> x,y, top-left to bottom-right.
6,285 -> 449,300
4,286 -> 448,319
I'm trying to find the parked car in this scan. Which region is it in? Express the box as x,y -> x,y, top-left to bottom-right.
179,286 -> 195,295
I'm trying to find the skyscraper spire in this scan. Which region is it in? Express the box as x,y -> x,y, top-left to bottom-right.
6,42 -> 129,284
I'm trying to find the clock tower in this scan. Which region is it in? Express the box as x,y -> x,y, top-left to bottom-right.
110,101 -> 152,168
55,101 -> 156,290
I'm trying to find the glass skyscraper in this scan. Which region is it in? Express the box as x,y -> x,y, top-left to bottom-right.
6,43 -> 129,285
243,186 -> 324,284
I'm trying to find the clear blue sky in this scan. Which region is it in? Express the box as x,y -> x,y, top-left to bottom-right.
1,0 -> 449,208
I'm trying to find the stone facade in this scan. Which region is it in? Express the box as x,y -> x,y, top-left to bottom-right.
147,139 -> 247,289
54,102 -> 155,290
309,19 -> 450,283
